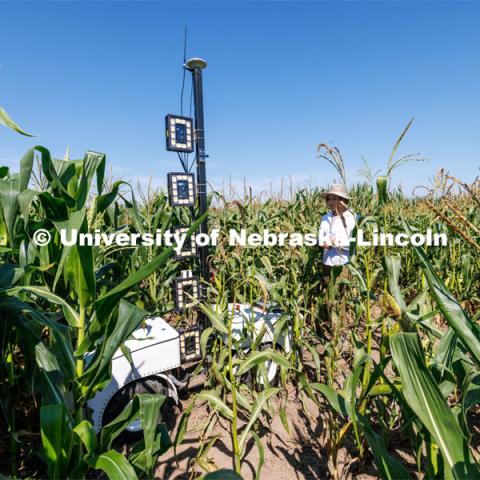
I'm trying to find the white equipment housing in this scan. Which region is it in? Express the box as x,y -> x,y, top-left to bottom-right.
88,303 -> 290,432
229,303 -> 290,351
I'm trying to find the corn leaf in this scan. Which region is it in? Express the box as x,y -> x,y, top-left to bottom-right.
404,220 -> 480,367
0,148 -> 34,246
236,349 -> 291,377
390,332 -> 478,479
94,450 -> 137,480
0,264 -> 24,288
197,302 -> 228,334
311,383 -> 412,480
73,420 -> 98,455
94,211 -> 207,322
40,404 -> 70,480
251,430 -> 264,480
0,106 -> 34,136
139,393 -> 165,477
52,208 -> 86,291
239,387 -> 280,454
100,394 -> 141,450
174,398 -> 196,460
78,300 -> 146,395
8,285 -> 79,327
197,390 -> 234,420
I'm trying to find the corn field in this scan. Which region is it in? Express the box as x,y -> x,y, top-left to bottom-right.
1,112 -> 480,479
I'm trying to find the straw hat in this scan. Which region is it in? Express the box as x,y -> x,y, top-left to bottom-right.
321,184 -> 350,200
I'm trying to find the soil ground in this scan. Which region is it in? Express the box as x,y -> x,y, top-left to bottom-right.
154,380 -> 415,480
153,315 -> 421,480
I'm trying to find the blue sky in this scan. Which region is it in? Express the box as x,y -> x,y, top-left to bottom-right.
1,1 -> 479,197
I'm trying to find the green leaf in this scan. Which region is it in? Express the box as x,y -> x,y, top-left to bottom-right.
384,256 -> 416,331
239,387 -> 280,453
349,348 -> 369,452
129,424 -> 171,474
64,217 -> 95,310
272,314 -> 289,348
279,404 -> 290,434
376,175 -> 388,205
200,327 -> 215,355
52,208 -> 86,291
404,220 -> 480,368
174,398 -> 196,460
0,264 -> 24,288
390,333 -> 478,479
78,300 -> 146,396
40,404 -> 70,480
236,349 -> 291,377
8,285 -> 79,327
100,395 -> 140,450
73,420 -> 98,455
197,390 -> 234,420
139,394 -> 165,476
0,148 -> 33,247
0,166 -> 9,178
0,106 -> 34,136
94,211 -> 206,322
463,373 -> 480,412
17,188 -> 38,219
94,450 -> 137,480
309,383 -> 349,417
311,383 -> 412,480
434,328 -> 458,381
251,430 -> 264,480
35,342 -> 64,405
197,303 -> 228,334
96,180 -> 127,213
36,146 -> 75,205
360,418 -> 412,480
0,293 -> 75,381
75,151 -> 106,210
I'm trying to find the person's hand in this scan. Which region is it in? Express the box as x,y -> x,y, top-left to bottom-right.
322,240 -> 333,248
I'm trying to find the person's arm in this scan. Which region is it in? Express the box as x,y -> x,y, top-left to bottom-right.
331,213 -> 353,248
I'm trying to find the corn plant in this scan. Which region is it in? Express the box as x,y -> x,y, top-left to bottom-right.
0,146 -> 205,478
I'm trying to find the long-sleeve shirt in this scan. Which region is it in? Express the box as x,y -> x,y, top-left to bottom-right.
319,209 -> 356,266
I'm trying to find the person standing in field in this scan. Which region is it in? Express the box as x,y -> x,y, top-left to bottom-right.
320,184 -> 356,273
318,184 -> 356,323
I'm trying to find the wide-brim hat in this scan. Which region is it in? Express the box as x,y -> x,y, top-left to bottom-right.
321,183 -> 350,200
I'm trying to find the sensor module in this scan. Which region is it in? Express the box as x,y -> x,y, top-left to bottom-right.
167,172 -> 196,207
165,115 -> 194,153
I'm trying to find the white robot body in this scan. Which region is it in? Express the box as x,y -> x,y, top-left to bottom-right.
88,304 -> 290,432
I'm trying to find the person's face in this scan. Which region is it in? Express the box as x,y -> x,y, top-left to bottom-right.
326,194 -> 342,210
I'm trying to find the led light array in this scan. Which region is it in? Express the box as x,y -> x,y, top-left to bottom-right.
173,227 -> 197,260
165,115 -> 194,153
174,270 -> 200,311
179,327 -> 201,362
167,172 -> 196,207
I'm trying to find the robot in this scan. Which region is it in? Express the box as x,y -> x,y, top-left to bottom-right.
88,302 -> 290,432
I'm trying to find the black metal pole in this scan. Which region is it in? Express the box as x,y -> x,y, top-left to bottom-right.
185,58 -> 209,306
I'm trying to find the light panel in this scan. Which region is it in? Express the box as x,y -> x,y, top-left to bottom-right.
167,172 -> 196,207
165,115 -> 194,153
174,271 -> 200,311
179,327 -> 201,362
173,226 -> 197,260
